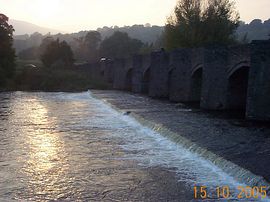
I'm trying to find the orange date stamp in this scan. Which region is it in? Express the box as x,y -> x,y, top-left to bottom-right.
193,185 -> 268,199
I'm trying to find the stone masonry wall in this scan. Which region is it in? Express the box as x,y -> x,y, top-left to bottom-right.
113,59 -> 126,90
246,40 -> 270,121
86,40 -> 270,121
201,47 -> 229,110
168,48 -> 192,102
101,59 -> 114,84
148,50 -> 170,98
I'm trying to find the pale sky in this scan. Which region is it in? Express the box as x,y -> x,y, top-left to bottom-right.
1,0 -> 270,33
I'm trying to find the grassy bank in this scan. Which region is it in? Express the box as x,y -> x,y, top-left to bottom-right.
2,60 -> 110,92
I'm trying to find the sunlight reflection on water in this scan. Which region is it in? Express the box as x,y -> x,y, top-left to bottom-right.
10,96 -> 69,200
0,92 -> 268,201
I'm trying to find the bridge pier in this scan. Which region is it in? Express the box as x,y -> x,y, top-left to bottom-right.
113,59 -> 126,90
200,47 -> 229,110
149,50 -> 170,98
168,48 -> 192,102
246,40 -> 270,121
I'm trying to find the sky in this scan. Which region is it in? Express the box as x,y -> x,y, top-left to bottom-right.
1,0 -> 270,33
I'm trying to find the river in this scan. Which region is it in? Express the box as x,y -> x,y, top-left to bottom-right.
0,91 -> 268,201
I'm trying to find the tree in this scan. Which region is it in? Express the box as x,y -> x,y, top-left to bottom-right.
85,31 -> 101,62
74,31 -> 101,62
0,13 -> 16,86
39,36 -> 54,55
40,38 -> 74,68
99,31 -> 143,59
164,0 -> 239,50
58,41 -> 74,66
18,46 -> 40,60
203,0 -> 240,45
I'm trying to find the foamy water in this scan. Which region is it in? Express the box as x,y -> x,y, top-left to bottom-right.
0,91 -> 268,201
89,91 -> 270,201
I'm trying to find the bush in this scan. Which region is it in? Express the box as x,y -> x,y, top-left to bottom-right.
13,66 -> 109,91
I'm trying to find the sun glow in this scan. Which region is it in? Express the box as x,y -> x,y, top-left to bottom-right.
28,0 -> 60,21
0,0 -> 269,33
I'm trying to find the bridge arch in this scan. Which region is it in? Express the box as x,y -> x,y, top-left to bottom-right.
142,67 -> 150,94
168,66 -> 176,96
191,63 -> 203,77
100,70 -> 105,77
190,64 -> 203,102
125,68 -> 133,91
227,61 -> 249,79
227,65 -> 250,110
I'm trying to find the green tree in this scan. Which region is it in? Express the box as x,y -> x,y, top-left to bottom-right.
58,41 -> 74,66
18,46 -> 40,60
39,36 -> 54,55
74,31 -> 101,62
0,13 -> 16,86
84,31 -> 101,62
203,0 -> 240,45
139,42 -> 155,54
99,31 -> 143,59
164,0 -> 239,50
40,38 -> 74,68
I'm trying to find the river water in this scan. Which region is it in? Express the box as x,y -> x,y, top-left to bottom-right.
0,92 -> 268,201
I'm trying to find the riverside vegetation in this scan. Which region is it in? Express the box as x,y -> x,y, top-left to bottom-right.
2,0 -> 269,92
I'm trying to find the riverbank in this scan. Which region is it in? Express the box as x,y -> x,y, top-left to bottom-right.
8,68 -> 110,91
0,59 -> 110,92
91,90 -> 270,188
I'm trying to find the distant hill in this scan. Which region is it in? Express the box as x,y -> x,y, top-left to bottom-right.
237,19 -> 270,42
12,24 -> 164,53
12,18 -> 270,54
97,25 -> 163,44
10,19 -> 62,35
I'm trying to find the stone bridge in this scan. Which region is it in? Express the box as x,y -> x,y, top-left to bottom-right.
77,40 -> 270,121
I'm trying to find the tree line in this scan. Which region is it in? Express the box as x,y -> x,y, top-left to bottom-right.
1,0 -> 269,89
0,14 -> 16,87
18,30 -> 150,64
14,17 -> 270,59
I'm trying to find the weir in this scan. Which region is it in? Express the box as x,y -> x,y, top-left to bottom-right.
91,90 -> 270,194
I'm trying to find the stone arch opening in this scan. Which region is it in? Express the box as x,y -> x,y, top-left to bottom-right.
190,67 -> 203,102
142,67 -> 150,94
168,67 -> 175,96
125,68 -> 133,91
227,66 -> 250,110
100,70 -> 105,77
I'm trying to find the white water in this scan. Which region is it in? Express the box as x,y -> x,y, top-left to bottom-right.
88,91 -> 270,201
1,91 -> 268,201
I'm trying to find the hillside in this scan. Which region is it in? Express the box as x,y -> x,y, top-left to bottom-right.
10,19 -> 62,35
237,19 -> 270,41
